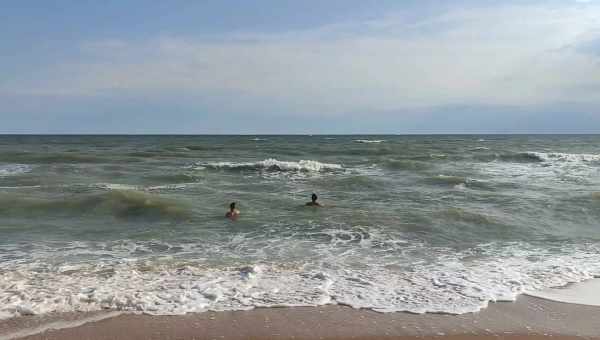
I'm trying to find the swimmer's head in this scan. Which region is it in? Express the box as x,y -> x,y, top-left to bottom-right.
230,202 -> 236,211
311,193 -> 318,202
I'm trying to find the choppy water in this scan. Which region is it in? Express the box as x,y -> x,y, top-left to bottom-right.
1,135 -> 599,318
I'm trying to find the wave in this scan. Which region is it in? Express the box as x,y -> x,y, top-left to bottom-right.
1,239 -> 599,318
430,175 -> 469,186
428,175 -> 491,190
383,159 -> 430,171
0,190 -> 190,220
142,173 -> 198,184
199,159 -> 343,172
529,152 -> 600,163
498,152 -> 544,163
441,208 -> 496,225
477,151 -> 600,164
184,145 -> 214,151
0,164 -> 32,177
354,139 -> 385,144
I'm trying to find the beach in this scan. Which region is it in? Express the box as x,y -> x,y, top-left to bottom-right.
1,294 -> 599,339
1,135 -> 600,338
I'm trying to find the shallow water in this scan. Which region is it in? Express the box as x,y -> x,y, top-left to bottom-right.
1,135 -> 599,318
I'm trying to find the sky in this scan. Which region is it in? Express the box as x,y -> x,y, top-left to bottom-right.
1,0 -> 599,134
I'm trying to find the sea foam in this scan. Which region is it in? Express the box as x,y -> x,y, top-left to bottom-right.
1,235 -> 599,319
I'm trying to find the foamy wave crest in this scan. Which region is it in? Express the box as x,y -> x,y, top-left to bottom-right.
1,237 -> 599,318
354,139 -> 385,144
199,159 -> 343,172
528,152 -> 600,163
0,164 -> 32,177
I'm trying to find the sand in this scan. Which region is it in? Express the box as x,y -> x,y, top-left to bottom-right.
2,294 -> 600,340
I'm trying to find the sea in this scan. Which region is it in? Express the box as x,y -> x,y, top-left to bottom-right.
1,135 -> 599,319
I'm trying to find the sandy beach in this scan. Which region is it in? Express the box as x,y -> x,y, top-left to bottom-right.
1,295 -> 598,340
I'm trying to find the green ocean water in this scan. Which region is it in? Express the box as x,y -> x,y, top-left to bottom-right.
1,135 -> 599,317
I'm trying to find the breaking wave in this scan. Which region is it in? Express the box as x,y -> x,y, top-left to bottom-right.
198,159 -> 343,172
476,151 -> 600,164
354,139 -> 385,144
0,164 -> 32,177
529,152 -> 600,163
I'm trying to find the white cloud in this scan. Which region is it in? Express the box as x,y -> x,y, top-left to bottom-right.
4,2 -> 600,115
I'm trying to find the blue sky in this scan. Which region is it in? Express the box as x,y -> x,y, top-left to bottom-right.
1,0 -> 599,133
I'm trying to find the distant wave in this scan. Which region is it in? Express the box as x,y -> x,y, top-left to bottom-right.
354,139 -> 385,144
0,152 -> 110,164
0,164 -> 32,177
199,159 -> 343,172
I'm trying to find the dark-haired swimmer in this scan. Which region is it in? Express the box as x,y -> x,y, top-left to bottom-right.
225,202 -> 240,219
305,193 -> 322,207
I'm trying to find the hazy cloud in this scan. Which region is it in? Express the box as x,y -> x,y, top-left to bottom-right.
1,1 -> 599,132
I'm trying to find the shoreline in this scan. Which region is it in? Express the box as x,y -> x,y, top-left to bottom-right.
2,295 -> 600,340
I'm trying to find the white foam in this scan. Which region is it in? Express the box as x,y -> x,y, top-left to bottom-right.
1,237 -> 599,319
0,164 -> 32,177
525,278 -> 600,306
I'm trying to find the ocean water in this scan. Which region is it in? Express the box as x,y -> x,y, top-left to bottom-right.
1,135 -> 599,318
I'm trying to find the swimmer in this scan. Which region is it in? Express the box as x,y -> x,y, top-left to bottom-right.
225,202 -> 240,219
305,193 -> 322,207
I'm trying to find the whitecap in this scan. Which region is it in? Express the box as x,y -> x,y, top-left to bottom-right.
0,164 -> 32,177
354,139 -> 385,144
527,151 -> 600,163
199,159 -> 343,172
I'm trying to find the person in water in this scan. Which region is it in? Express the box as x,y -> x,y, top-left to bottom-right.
305,193 -> 322,207
226,202 -> 240,219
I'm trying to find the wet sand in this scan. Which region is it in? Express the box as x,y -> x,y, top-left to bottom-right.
2,295 -> 600,340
